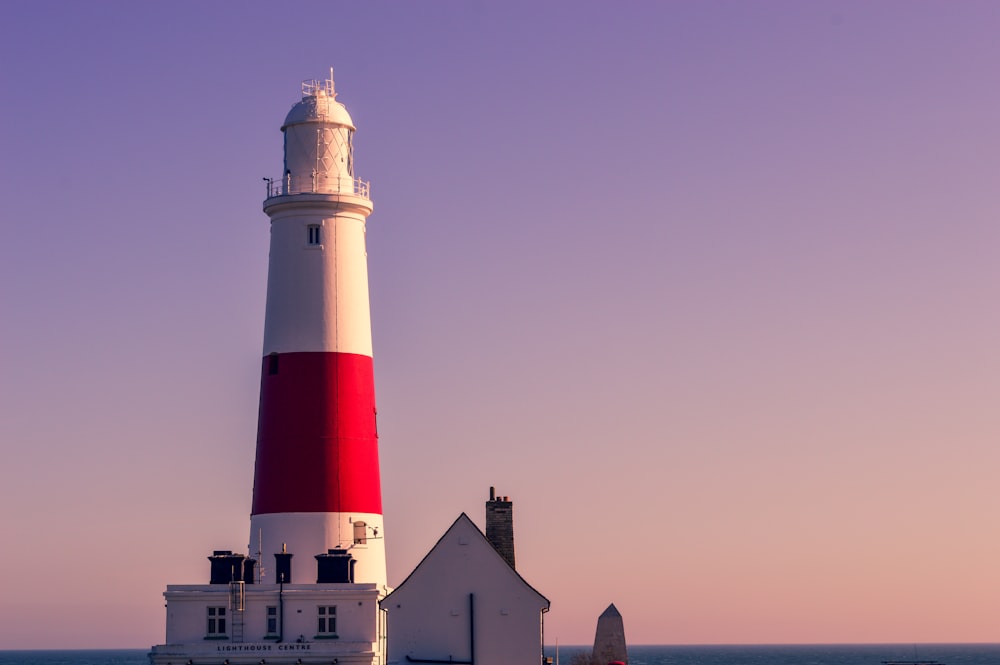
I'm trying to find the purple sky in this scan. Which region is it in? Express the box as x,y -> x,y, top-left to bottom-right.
2,0 -> 999,649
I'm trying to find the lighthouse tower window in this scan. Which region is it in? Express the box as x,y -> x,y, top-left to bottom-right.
353,521 -> 367,545
206,606 -> 227,637
307,224 -> 321,245
317,605 -> 337,636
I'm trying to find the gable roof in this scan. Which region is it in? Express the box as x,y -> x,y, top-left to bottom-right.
382,513 -> 549,608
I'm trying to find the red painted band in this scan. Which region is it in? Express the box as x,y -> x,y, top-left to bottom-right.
251,352 -> 382,515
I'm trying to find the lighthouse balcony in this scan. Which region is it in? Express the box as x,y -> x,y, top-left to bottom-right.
265,174 -> 371,201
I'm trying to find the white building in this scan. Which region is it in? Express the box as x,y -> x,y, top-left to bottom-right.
382,504 -> 549,665
153,574 -> 385,664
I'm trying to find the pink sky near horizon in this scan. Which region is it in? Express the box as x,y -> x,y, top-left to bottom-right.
1,0 -> 999,649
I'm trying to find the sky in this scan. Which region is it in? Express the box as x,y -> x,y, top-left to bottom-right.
1,0 -> 999,650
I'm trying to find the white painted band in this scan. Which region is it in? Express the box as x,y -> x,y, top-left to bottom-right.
262,210 -> 373,356
248,511 -> 387,590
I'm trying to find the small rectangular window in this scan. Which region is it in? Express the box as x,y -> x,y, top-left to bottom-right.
207,606 -> 227,636
308,225 -> 321,245
317,605 -> 337,636
353,521 -> 367,545
266,606 -> 277,635
268,353 -> 279,375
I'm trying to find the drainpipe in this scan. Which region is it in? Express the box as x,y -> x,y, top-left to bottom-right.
278,572 -> 285,643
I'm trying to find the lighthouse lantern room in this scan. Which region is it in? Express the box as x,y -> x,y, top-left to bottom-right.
150,70 -> 387,665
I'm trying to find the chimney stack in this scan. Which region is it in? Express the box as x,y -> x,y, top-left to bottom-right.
485,486 -> 515,569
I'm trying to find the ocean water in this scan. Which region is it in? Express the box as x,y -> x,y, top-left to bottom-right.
547,644 -> 1000,665
1,645 -> 999,665
0,652 -> 147,665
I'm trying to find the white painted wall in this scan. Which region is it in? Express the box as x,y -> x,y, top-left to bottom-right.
261,204 -> 373,356
158,582 -> 386,664
383,515 -> 548,665
250,511 -> 386,587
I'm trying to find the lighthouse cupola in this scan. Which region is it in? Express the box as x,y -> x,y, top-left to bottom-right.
278,68 -> 360,197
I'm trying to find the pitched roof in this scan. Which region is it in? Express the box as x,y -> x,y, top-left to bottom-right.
382,513 -> 549,607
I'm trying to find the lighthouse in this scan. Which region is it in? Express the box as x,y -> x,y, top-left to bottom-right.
151,70 -> 548,665
251,70 -> 385,589
151,71 -> 388,664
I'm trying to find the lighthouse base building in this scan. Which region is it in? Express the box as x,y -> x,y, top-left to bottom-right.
150,490 -> 546,665
149,73 -> 547,665
151,578 -> 385,664
152,551 -> 385,664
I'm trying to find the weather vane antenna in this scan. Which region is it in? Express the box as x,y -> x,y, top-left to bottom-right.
301,67 -> 336,99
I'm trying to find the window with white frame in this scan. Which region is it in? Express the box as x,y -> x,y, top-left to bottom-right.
307,225 -> 321,245
353,520 -> 367,545
207,606 -> 227,637
266,605 -> 278,635
317,605 -> 337,636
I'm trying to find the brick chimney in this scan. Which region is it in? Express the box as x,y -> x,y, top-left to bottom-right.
485,486 -> 515,569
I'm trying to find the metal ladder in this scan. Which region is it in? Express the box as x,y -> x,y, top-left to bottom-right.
229,581 -> 245,642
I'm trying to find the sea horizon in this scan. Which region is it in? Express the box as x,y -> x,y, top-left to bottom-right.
3,643 -> 1000,665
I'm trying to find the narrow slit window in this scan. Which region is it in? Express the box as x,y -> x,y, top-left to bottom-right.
308,225 -> 321,245
268,353 -> 279,375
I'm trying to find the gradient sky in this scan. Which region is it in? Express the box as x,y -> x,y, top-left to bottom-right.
2,0 -> 999,650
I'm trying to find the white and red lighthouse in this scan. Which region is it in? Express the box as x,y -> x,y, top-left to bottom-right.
152,72 -> 551,665
152,71 -> 389,665
249,71 -> 385,589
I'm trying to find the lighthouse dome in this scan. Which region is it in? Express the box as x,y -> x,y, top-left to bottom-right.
281,87 -> 356,130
